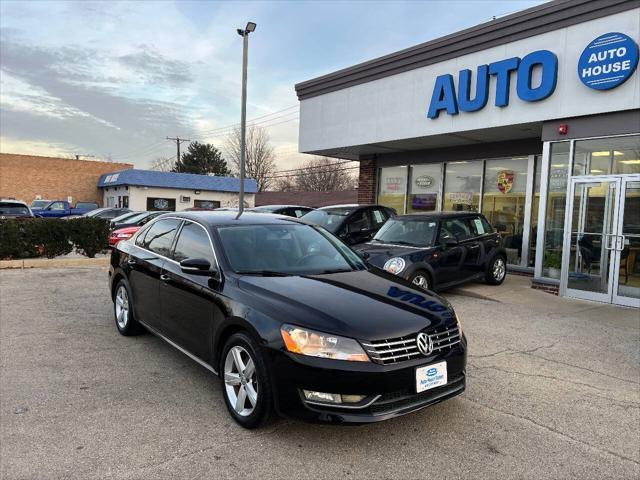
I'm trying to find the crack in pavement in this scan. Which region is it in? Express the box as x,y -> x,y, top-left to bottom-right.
460,396 -> 640,466
467,365 -> 640,406
469,342 -> 558,360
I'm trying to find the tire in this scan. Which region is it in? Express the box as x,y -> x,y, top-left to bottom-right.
409,270 -> 432,291
485,255 -> 507,285
112,280 -> 144,336
220,332 -> 273,429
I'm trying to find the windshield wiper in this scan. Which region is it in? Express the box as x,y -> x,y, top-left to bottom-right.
385,240 -> 424,247
312,268 -> 352,274
236,270 -> 292,276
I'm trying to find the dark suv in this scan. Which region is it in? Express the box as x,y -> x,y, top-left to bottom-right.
302,204 -> 396,245
356,212 -> 506,291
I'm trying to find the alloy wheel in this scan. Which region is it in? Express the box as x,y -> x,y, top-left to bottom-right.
115,285 -> 129,329
224,346 -> 258,417
493,258 -> 506,282
412,275 -> 429,290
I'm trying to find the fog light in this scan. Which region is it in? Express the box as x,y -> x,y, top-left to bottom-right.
303,390 -> 366,404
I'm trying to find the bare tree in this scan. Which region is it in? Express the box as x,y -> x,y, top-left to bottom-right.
224,125 -> 276,191
272,175 -> 297,192
149,156 -> 175,172
291,157 -> 358,192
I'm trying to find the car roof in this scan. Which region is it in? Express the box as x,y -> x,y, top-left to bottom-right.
0,199 -> 28,206
158,211 -> 306,226
318,204 -> 382,210
396,211 -> 483,220
253,205 -> 311,209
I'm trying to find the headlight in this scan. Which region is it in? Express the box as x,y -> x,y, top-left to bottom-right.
383,257 -> 406,274
280,324 -> 370,362
454,312 -> 463,337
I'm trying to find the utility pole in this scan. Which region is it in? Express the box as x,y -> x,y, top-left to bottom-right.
235,21 -> 256,219
166,136 -> 190,172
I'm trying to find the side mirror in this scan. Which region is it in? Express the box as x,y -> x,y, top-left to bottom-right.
180,258 -> 213,275
356,250 -> 370,260
444,237 -> 458,248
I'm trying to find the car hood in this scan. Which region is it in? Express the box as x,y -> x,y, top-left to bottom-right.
237,269 -> 456,341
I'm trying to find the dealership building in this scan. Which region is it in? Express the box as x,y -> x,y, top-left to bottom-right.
296,0 -> 639,306
98,169 -> 257,211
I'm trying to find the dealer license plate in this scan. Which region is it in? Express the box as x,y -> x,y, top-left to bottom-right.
415,361 -> 447,393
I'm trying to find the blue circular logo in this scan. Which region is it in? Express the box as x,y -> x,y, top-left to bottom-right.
578,32 -> 639,90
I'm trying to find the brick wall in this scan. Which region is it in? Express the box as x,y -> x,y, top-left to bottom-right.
0,153 -> 133,206
357,159 -> 377,204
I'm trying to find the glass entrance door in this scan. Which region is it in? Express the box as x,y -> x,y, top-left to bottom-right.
562,175 -> 640,307
612,179 -> 640,307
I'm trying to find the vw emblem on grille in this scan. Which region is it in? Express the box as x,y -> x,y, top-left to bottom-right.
416,332 -> 433,356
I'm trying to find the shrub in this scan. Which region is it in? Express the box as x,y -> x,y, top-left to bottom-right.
29,219 -> 73,258
0,217 -> 109,260
68,217 -> 109,258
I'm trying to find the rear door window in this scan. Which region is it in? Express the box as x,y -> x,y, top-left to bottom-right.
143,219 -> 181,257
346,209 -> 372,233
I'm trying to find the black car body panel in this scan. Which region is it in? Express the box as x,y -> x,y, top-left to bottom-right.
109,212 -> 466,423
356,212 -> 506,291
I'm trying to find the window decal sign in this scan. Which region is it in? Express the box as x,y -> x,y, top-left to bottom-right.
497,170 -> 514,194
578,32 -> 639,90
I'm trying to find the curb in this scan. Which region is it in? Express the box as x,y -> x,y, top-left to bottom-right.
0,257 -> 109,270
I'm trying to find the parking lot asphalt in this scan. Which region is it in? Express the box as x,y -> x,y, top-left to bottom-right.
1,267 -> 639,480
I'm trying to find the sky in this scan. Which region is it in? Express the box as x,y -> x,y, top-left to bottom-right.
0,0 -> 544,170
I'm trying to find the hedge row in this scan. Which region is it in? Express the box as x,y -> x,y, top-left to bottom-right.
0,217 -> 110,260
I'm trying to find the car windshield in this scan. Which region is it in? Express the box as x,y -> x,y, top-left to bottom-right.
301,207 -> 354,233
118,211 -> 150,224
111,211 -> 140,223
30,200 -> 50,209
217,224 -> 366,275
372,218 -> 438,247
0,202 -> 29,215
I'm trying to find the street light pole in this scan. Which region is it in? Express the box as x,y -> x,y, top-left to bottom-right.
236,21 -> 256,219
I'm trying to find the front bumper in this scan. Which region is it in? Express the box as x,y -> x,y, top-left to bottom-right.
264,336 -> 466,423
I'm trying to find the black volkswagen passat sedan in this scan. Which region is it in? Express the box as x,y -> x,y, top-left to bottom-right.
302,204 -> 396,245
356,212 -> 507,292
109,212 -> 466,428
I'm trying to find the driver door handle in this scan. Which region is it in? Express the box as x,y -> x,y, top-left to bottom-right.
160,274 -> 170,282
127,259 -> 137,266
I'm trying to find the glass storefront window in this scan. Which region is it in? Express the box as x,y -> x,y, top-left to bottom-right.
542,142 -> 570,279
443,161 -> 482,212
572,135 -> 640,176
378,166 -> 408,214
407,164 -> 442,214
482,157 -> 528,265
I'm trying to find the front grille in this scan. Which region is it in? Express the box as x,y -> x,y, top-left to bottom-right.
361,325 -> 461,365
369,375 -> 465,414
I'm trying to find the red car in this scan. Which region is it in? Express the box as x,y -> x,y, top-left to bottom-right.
109,226 -> 140,248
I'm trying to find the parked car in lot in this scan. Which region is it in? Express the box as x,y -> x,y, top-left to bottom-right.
301,204 -> 396,245
109,212 -> 466,428
31,200 -> 100,218
109,226 -> 140,248
110,210 -> 168,231
251,205 -> 314,218
355,212 -> 507,291
0,199 -> 34,218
